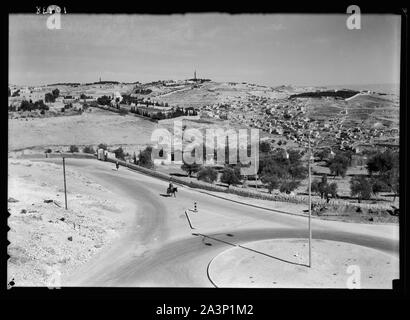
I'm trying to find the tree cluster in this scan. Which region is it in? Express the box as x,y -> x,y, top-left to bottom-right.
259,149 -> 308,194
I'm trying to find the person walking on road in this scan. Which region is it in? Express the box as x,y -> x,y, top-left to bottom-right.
116,161 -> 119,171
168,178 -> 176,198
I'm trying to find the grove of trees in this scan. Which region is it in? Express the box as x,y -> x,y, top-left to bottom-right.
259,148 -> 308,194
19,100 -> 49,112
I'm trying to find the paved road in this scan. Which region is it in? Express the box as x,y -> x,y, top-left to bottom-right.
44,158 -> 398,287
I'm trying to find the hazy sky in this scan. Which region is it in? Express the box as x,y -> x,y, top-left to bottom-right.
9,13 -> 401,87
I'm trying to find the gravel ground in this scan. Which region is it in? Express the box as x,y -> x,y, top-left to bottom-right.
7,158 -> 136,287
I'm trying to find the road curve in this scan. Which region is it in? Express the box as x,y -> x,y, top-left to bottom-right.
39,158 -> 398,287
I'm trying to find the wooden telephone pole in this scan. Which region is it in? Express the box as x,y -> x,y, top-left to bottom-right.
308,131 -> 312,268
63,157 -> 67,210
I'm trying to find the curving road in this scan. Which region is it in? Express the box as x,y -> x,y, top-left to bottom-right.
42,158 -> 399,287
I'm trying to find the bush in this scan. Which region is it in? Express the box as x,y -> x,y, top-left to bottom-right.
350,176 -> 372,203
261,175 -> 279,193
328,182 -> 338,198
366,150 -> 398,175
69,145 -> 79,153
119,108 -> 128,115
45,92 -> 56,103
98,143 -> 108,150
328,154 -> 349,177
97,95 -> 112,106
259,141 -> 271,153
181,162 -> 202,177
279,180 -> 300,194
197,167 -> 218,183
113,147 -> 126,160
138,146 -> 154,169
52,88 -> 60,98
220,166 -> 241,186
83,145 -> 95,154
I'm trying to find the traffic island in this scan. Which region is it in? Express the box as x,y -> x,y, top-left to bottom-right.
208,238 -> 398,289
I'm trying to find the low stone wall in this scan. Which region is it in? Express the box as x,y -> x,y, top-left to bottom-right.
10,151 -> 96,160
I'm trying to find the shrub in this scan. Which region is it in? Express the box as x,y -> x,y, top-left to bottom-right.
45,92 -> 56,103
83,145 -> 95,154
181,162 -> 202,177
220,166 -> 241,186
366,150 -> 398,175
138,146 -> 154,169
328,182 -> 338,198
69,145 -> 79,153
261,174 -> 279,193
52,88 -> 60,98
113,147 -> 126,160
98,143 -> 108,150
197,167 -> 218,183
328,154 -> 349,177
279,180 -> 300,194
97,95 -> 112,106
259,141 -> 271,153
350,176 -> 372,203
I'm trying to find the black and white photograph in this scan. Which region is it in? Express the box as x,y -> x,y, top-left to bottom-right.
6,7 -> 403,293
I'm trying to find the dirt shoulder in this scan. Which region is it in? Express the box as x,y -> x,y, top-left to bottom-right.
7,158 -> 136,287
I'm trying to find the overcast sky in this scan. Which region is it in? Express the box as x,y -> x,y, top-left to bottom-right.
9,13 -> 401,87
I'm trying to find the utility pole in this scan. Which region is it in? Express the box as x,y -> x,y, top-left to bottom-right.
308,131 -> 312,267
254,150 -> 258,190
63,157 -> 67,210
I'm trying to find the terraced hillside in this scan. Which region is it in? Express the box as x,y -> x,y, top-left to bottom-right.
304,93 -> 399,129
